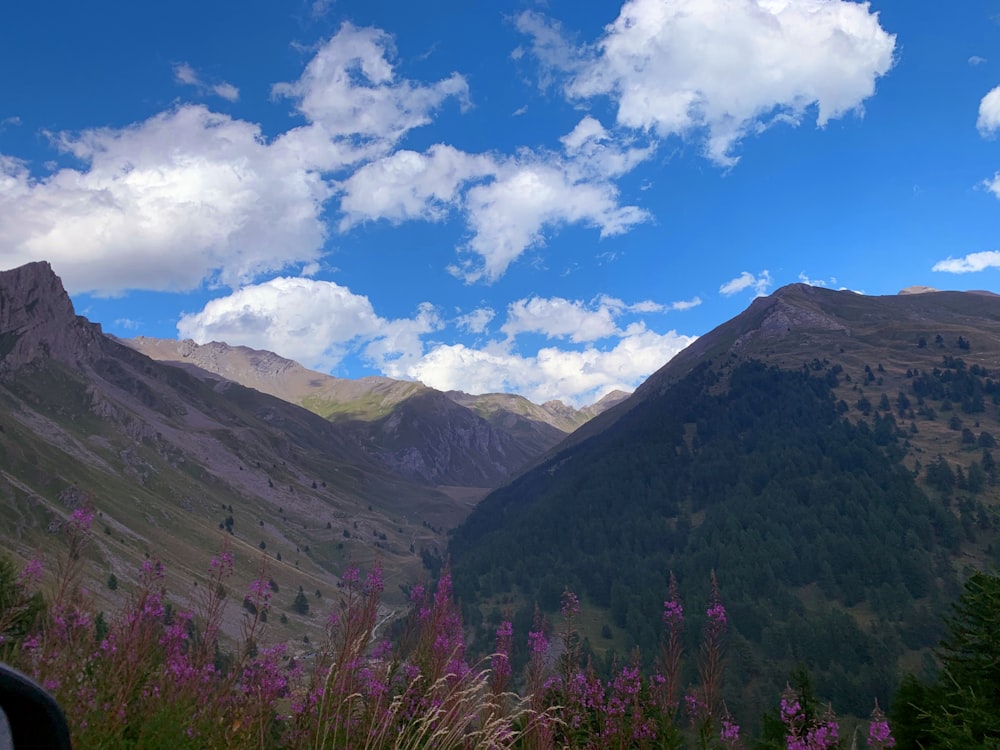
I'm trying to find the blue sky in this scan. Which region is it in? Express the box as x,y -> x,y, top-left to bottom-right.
1,0 -> 998,406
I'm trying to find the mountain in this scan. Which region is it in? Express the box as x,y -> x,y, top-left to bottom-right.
123,337 -> 620,487
0,262 -> 491,642
450,283 -> 1000,721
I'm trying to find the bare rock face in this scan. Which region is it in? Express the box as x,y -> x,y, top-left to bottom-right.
0,261 -> 102,378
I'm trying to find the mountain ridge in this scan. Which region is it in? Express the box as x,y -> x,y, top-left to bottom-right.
122,335 -> 621,487
450,282 -> 1000,723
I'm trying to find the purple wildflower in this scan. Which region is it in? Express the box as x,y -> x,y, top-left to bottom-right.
721,717 -> 741,746
706,602 -> 727,625
528,629 -> 548,656
17,559 -> 43,586
663,598 -> 684,626
868,701 -> 896,748
70,506 -> 93,533
560,589 -> 580,618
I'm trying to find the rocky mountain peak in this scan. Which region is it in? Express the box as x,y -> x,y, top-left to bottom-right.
0,261 -> 102,377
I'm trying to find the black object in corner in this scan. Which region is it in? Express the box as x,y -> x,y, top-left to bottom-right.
0,664 -> 72,750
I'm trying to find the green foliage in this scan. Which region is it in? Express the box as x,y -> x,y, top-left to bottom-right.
292,586 -> 310,615
452,360 -> 960,720
0,554 -> 45,655
892,571 -> 1000,749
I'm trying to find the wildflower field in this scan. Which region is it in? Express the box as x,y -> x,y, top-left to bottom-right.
0,504 -> 927,750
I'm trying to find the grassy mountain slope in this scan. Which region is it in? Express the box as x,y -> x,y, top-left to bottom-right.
450,284 -> 1000,721
0,263 -> 467,644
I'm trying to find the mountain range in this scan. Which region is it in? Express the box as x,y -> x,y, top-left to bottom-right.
4,261 -> 1000,724
0,261 -> 617,641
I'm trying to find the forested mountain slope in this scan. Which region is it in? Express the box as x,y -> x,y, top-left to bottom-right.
450,284 -> 1000,721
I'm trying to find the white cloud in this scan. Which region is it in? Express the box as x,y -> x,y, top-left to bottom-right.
453,157 -> 649,282
512,11 -> 583,91
173,63 -> 240,102
213,83 -> 240,102
398,326 -> 696,406
984,173 -> 1000,199
501,296 -> 620,342
272,22 -> 469,146
455,307 -> 495,334
0,106 -> 331,295
969,55 -> 988,66
978,85 -> 1000,136
177,277 -> 694,405
668,296 -> 702,311
173,63 -> 200,87
932,251 -> 1000,274
337,144 -> 494,230
797,272 -> 838,287
720,270 -> 773,296
560,116 -> 655,178
547,0 -> 895,166
310,0 -> 335,18
363,302 -> 443,373
499,294 -> 667,343
337,117 -> 651,282
0,24 -> 479,296
177,276 -> 394,370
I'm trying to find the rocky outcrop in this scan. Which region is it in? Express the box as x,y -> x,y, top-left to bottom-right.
0,261 -> 103,377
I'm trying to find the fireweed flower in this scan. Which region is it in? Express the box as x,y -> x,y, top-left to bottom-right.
17,559 -> 43,586
528,629 -> 548,656
721,717 -> 741,747
210,551 -> 234,575
663,599 -> 684,626
684,692 -> 707,725
364,563 -> 384,595
69,506 -> 94,533
867,701 -> 896,748
560,589 -> 580,618
706,602 -> 727,625
492,620 -> 513,685
780,695 -> 802,725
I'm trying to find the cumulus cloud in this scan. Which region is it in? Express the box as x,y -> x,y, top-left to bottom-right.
500,294 -> 664,343
177,278 -> 694,405
454,156 -> 649,282
0,106 -> 331,295
337,144 -> 493,229
173,63 -> 240,101
984,173 -> 1000,199
525,0 -> 895,165
559,116 -> 655,178
397,326 -> 696,406
337,116 -> 651,283
273,22 -> 469,146
178,277 -> 387,369
720,270 -> 773,296
0,24 -> 477,296
455,307 -> 495,334
502,296 -> 620,342
969,55 -> 988,66
978,86 -> 1000,136
932,251 -> 1000,274
668,296 -> 702,311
